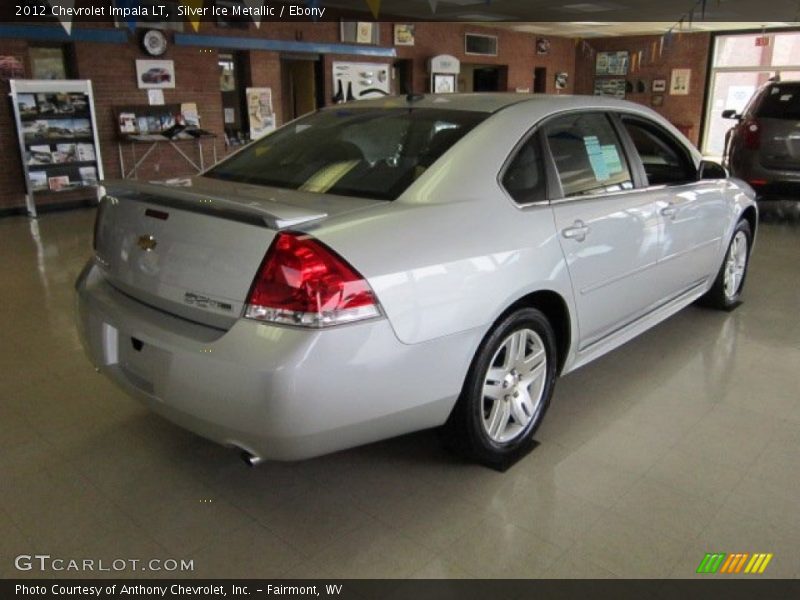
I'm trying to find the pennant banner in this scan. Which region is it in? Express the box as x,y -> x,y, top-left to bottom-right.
244,0 -> 264,28
46,0 -> 75,35
365,0 -> 381,19
428,0 -> 438,13
179,0 -> 204,32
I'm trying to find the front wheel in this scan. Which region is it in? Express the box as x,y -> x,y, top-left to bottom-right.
700,219 -> 752,311
443,308 -> 558,467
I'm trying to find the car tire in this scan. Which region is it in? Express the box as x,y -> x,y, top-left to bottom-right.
443,307 -> 558,467
699,219 -> 752,311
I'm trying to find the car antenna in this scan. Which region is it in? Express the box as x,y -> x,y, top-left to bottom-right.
406,91 -> 424,105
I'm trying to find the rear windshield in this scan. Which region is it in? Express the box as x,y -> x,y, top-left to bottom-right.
756,84 -> 800,119
205,107 -> 487,200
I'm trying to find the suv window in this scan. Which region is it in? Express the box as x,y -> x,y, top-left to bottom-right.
622,117 -> 696,186
755,83 -> 800,120
545,112 -> 633,198
502,134 -> 547,204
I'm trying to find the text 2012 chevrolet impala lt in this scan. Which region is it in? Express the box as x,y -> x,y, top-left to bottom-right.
76,94 -> 757,466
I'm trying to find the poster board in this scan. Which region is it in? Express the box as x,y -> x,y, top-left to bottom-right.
246,87 -> 276,140
596,51 -> 629,76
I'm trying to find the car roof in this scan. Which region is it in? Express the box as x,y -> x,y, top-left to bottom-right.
328,93 -> 658,115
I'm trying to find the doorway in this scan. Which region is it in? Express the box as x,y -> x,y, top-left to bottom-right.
281,56 -> 325,121
394,59 -> 413,95
533,67 -> 547,93
460,64 -> 508,92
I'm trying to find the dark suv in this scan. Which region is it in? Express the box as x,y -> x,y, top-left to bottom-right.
723,80 -> 800,199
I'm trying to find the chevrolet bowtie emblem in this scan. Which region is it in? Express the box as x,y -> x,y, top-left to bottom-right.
137,234 -> 157,251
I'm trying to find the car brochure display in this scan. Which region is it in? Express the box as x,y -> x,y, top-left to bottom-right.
9,79 -> 104,217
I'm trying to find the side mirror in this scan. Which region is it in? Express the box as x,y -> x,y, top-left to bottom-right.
721,109 -> 740,120
698,159 -> 727,180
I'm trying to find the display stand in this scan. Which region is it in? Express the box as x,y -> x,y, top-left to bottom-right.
117,136 -> 217,179
114,104 -> 217,179
9,79 -> 105,218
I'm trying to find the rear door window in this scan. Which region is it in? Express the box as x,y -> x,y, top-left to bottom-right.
544,112 -> 634,198
755,84 -> 800,119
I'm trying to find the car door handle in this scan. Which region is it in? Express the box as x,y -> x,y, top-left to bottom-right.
562,220 -> 590,242
661,204 -> 679,218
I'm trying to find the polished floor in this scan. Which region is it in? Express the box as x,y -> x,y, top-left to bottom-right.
1,209 -> 799,580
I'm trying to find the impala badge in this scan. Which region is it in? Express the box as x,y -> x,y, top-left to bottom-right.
137,234 -> 157,251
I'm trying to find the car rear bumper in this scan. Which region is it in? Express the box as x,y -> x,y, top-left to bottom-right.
75,261 -> 479,460
729,150 -> 800,197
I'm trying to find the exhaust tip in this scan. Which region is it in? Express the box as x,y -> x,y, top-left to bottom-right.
240,450 -> 265,468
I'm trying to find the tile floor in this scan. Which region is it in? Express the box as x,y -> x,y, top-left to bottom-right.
1,209 -> 799,579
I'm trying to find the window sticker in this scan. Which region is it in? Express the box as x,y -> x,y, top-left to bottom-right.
583,135 -> 610,181
601,144 -> 624,174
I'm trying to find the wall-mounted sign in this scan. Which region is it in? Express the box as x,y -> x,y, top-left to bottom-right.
536,37 -> 551,55
394,24 -> 415,46
670,68 -> 691,96
596,51 -> 629,76
136,59 -> 175,89
246,87 -> 275,140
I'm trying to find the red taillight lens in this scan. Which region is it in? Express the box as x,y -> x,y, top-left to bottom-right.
245,231 -> 381,328
742,118 -> 761,150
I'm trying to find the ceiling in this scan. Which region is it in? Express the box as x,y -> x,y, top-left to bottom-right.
323,0 -> 800,37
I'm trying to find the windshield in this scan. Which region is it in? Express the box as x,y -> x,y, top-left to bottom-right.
205,107 -> 487,200
756,83 -> 800,120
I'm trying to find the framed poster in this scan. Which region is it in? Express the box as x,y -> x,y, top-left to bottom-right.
394,24 -> 415,46
596,51 -> 629,76
652,78 -> 667,93
356,22 -> 373,44
670,69 -> 691,95
594,78 -> 626,98
135,59 -> 175,89
247,87 -> 276,140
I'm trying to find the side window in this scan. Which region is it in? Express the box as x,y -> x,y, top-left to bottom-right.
622,118 -> 696,186
502,134 -> 547,204
545,112 -> 633,198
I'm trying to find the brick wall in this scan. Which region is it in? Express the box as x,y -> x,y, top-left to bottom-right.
574,32 -> 712,146
0,21 -> 579,212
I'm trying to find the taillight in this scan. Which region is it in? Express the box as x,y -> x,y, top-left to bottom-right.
245,231 -> 381,328
741,118 -> 761,150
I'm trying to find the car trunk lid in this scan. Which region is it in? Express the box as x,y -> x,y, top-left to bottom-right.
94,178 -> 378,329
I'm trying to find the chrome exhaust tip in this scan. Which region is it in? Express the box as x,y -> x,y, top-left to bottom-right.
240,450 -> 265,467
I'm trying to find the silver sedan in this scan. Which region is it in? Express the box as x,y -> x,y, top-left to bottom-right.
76,94 -> 757,466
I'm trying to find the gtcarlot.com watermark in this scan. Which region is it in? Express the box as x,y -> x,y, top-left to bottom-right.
14,554 -> 194,573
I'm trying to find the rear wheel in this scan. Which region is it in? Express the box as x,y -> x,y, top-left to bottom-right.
444,308 -> 558,467
700,219 -> 751,311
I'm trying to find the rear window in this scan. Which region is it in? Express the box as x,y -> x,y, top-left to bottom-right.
206,108 -> 487,200
756,84 -> 800,119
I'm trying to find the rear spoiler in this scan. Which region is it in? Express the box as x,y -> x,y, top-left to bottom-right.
101,179 -> 328,230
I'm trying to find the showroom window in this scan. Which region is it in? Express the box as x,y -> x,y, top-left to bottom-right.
702,31 -> 800,156
502,134 -> 547,205
545,112 -> 633,198
621,117 -> 696,186
28,45 -> 74,80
